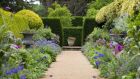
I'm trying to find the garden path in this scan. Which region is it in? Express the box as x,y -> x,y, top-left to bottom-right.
40,51 -> 103,79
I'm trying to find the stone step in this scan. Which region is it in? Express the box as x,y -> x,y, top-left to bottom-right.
62,46 -> 81,51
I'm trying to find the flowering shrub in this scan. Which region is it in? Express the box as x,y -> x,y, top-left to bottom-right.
0,30 -> 61,79
0,8 -> 29,38
16,9 -> 43,29
83,18 -> 139,78
33,28 -> 57,41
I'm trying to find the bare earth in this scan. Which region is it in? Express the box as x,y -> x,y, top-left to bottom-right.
40,51 -> 103,79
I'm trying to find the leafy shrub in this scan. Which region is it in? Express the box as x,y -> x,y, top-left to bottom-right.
33,28 -> 56,41
0,8 -> 29,38
0,31 -> 61,79
96,0 -> 140,23
88,0 -> 114,10
86,8 -> 98,18
113,14 -> 128,32
48,2 -> 72,27
87,28 -> 110,42
86,0 -> 113,18
16,9 -> 43,29
125,11 -> 140,54
32,5 -> 47,17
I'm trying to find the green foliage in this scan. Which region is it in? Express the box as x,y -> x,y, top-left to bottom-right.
72,16 -> 83,26
63,27 -> 83,46
83,18 -> 99,42
87,27 -> 110,42
96,0 -> 140,23
0,8 -> 29,38
0,31 -> 61,79
42,17 -> 63,46
16,9 -> 43,29
86,8 -> 98,18
47,2 -> 72,27
125,12 -> 140,53
86,0 -> 113,18
88,0 -> 114,10
32,5 -> 47,17
113,14 -> 128,32
33,28 -> 56,41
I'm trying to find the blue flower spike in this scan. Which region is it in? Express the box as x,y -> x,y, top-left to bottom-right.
98,53 -> 105,57
95,61 -> 100,69
20,75 -> 26,79
93,56 -> 99,59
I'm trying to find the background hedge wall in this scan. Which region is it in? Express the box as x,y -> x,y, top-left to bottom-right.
72,16 -> 83,27
63,27 -> 83,46
83,18 -> 99,42
42,17 -> 63,46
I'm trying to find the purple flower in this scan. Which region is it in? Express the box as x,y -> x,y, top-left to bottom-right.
93,56 -> 99,59
17,65 -> 24,71
110,42 -> 113,48
20,75 -> 26,79
98,53 -> 105,57
10,44 -> 20,50
115,44 -> 123,53
95,52 -> 100,54
11,68 -> 18,74
5,6 -> 11,10
95,61 -> 100,68
6,70 -> 12,75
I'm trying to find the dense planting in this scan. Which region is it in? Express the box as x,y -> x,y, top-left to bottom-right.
0,1 -> 140,79
0,8 -> 61,79
83,0 -> 140,78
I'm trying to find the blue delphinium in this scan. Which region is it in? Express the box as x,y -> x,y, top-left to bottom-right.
11,68 -> 18,74
20,75 -> 26,79
93,56 -> 99,59
95,52 -> 100,54
98,53 -> 105,57
5,65 -> 24,75
35,39 -> 61,53
36,56 -> 48,62
17,65 -> 24,71
93,51 -> 105,68
6,70 -> 12,75
95,61 -> 100,69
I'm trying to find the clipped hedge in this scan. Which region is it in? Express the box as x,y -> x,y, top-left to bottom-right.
63,27 -> 83,46
83,18 -> 100,42
16,9 -> 43,29
0,8 -> 29,38
42,17 -> 63,46
72,16 -> 83,27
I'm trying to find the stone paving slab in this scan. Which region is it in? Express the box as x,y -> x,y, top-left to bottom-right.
40,51 -> 103,79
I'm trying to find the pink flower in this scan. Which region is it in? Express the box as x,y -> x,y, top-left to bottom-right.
10,44 -> 20,50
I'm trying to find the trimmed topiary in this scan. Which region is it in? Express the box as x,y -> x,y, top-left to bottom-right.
63,27 -> 83,46
16,9 -> 43,29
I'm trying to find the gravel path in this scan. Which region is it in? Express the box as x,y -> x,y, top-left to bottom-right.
40,51 -> 102,79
